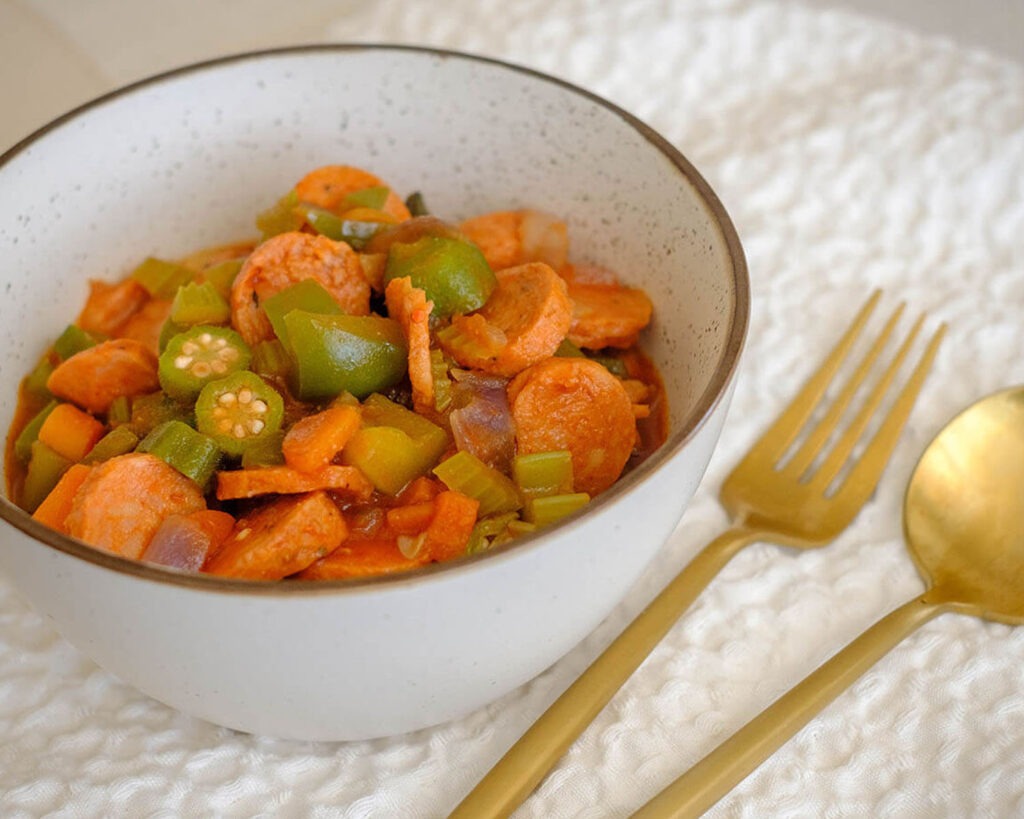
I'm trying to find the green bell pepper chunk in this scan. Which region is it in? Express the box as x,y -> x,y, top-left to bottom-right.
283,311 -> 407,401
341,426 -> 435,496
53,324 -> 101,361
170,281 -> 231,326
131,257 -> 195,300
303,207 -> 386,250
202,258 -> 244,299
383,236 -> 496,318
343,186 -> 390,210
256,189 -> 304,239
24,355 -> 55,400
262,280 -> 341,352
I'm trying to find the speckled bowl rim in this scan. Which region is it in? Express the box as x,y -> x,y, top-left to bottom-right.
0,43 -> 749,596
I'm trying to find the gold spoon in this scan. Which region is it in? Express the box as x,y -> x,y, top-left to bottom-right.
634,385 -> 1024,818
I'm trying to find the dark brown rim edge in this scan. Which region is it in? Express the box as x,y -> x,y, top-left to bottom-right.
0,43 -> 749,596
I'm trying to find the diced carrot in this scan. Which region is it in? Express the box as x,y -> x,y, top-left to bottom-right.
566,281 -> 653,349
385,276 -> 434,413
386,501 -> 436,535
421,490 -> 480,562
215,464 -> 374,501
205,491 -> 348,580
294,165 -> 411,222
295,536 -> 430,580
438,262 -> 573,377
37,403 -> 106,462
31,463 -> 92,533
46,338 -> 159,414
65,453 -> 207,559
395,475 -> 443,505
76,278 -> 149,336
508,357 -> 637,496
282,405 -> 362,473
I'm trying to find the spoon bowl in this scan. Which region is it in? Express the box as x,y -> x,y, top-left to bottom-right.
905,386 -> 1024,622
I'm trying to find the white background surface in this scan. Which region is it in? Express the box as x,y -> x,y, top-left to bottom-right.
1,1 -> 1023,817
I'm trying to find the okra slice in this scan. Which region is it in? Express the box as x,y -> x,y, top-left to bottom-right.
138,420 -> 221,488
195,371 -> 284,457
158,325 -> 252,400
83,425 -> 140,464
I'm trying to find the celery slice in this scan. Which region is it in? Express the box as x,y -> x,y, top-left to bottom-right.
138,420 -> 221,488
465,512 -> 518,554
433,451 -> 522,516
512,451 -> 574,498
170,281 -> 231,326
430,349 -> 453,412
53,324 -> 101,361
524,493 -> 591,527
14,400 -> 58,462
83,425 -> 140,464
343,186 -> 390,210
131,257 -> 195,299
22,440 -> 72,513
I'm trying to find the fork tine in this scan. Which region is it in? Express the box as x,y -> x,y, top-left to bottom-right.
812,321 -> 946,496
781,302 -> 906,479
751,290 -> 882,464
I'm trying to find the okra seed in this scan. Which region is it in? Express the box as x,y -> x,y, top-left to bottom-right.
181,341 -> 198,355
174,355 -> 192,369
218,419 -> 232,433
218,393 -> 236,406
251,419 -> 265,434
213,338 -> 227,348
218,347 -> 238,361
251,399 -> 268,414
233,423 -> 246,438
212,407 -> 227,418
192,362 -> 212,378
199,333 -> 213,344
238,389 -> 253,404
211,360 -> 228,374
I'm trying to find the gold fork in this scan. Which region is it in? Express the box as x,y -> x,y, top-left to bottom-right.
450,290 -> 945,818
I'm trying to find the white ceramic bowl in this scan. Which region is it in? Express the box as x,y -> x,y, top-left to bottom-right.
0,46 -> 748,741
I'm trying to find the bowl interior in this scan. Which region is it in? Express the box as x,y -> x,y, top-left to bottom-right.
0,46 -> 745,562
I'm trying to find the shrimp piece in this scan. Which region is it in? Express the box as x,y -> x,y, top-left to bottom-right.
567,281 -> 653,349
205,491 -> 348,580
76,278 -> 149,336
116,298 -> 172,354
459,210 -> 568,272
438,262 -> 573,377
230,231 -> 370,345
65,453 -> 207,559
508,357 -> 636,495
47,338 -> 159,414
384,276 -> 434,413
294,164 -> 411,222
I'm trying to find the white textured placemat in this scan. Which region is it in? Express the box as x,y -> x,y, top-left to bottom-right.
2,1 -> 1023,816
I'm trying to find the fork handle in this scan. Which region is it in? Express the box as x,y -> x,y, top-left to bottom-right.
632,594 -> 949,819
450,525 -> 762,819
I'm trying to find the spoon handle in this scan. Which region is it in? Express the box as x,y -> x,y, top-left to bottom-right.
449,525 -> 762,819
632,595 -> 947,819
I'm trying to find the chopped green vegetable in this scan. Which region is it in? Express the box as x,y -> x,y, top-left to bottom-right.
361,393 -> 447,455
430,349 -> 453,412
256,189 -> 303,239
524,492 -> 591,527
303,207 -> 386,249
405,191 -> 429,217
555,338 -> 585,358
433,450 -> 522,516
53,324 -> 101,361
465,512 -> 519,554
195,371 -> 284,457
383,236 -> 496,318
14,400 -> 58,462
262,279 -> 341,351
130,391 -> 194,437
251,339 -> 291,380
588,354 -> 628,378
341,426 -> 431,496
23,356 -> 55,400
283,311 -> 407,401
131,257 -> 195,299
170,281 -> 231,326
158,319 -> 187,353
22,440 -> 72,513
202,258 -> 244,298
106,395 -> 132,427
138,420 -> 221,488
343,186 -> 390,210
83,425 -> 140,464
240,429 -> 286,469
158,325 -> 252,400
512,451 -> 574,499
